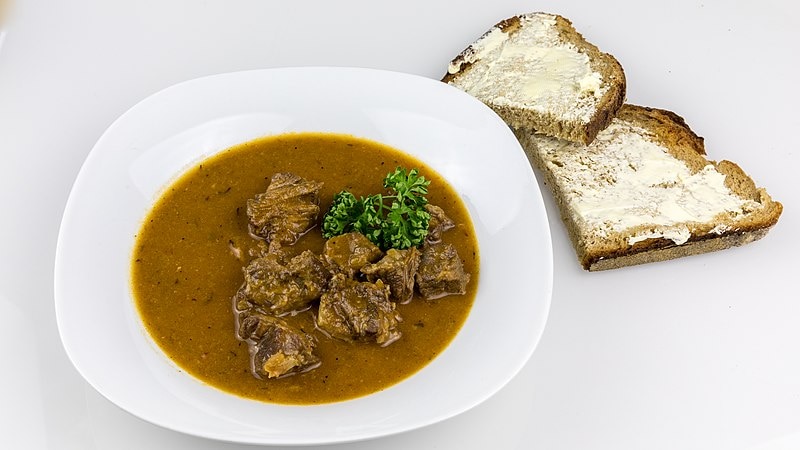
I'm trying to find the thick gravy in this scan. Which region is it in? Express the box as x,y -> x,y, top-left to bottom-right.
131,132 -> 479,404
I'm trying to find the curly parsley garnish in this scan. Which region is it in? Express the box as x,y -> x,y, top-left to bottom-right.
322,167 -> 431,250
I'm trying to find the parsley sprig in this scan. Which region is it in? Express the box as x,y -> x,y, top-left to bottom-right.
322,167 -> 431,250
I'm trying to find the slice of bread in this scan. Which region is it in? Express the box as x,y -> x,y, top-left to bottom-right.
515,104 -> 783,271
443,12 -> 626,145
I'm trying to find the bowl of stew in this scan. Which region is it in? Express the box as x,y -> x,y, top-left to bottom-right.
54,67 -> 553,445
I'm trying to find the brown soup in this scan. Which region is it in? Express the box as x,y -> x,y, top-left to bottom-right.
131,132 -> 479,404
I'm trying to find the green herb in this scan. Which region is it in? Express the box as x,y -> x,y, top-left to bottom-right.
321,167 -> 431,250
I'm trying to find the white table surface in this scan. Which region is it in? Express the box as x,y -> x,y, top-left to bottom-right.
1,1 -> 797,449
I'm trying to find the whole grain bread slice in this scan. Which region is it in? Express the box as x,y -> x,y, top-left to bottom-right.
515,104 -> 783,271
443,12 -> 626,145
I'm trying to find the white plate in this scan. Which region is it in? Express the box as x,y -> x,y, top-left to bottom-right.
54,67 -> 553,445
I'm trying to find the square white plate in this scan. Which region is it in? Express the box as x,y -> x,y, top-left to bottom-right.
54,67 -> 552,445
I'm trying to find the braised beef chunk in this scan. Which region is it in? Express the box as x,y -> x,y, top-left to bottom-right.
232,283 -> 251,315
424,204 -> 455,245
241,250 -> 330,315
227,169 -> 474,383
322,232 -> 383,278
236,310 -> 267,341
361,248 -> 420,304
317,273 -> 401,345
238,313 -> 320,379
415,243 -> 470,299
247,173 -> 323,250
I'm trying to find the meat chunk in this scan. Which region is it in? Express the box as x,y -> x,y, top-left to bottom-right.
241,250 -> 330,316
361,248 -> 420,304
237,313 -> 320,379
247,173 -> 323,250
322,232 -> 383,278
232,282 -> 251,315
415,243 -> 470,299
424,204 -> 455,245
317,273 -> 401,345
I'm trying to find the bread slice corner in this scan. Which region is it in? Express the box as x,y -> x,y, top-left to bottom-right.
515,104 -> 783,271
443,12 -> 626,145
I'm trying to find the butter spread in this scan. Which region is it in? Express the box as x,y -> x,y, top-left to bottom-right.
447,13 -> 606,123
532,121 -> 762,245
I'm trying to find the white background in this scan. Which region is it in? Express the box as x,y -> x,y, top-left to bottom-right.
1,1 -> 797,449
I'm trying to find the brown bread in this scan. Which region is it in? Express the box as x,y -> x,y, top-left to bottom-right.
443,12 -> 625,145
515,105 -> 782,270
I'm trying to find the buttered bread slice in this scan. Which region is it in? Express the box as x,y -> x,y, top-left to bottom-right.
516,105 -> 783,271
443,12 -> 625,145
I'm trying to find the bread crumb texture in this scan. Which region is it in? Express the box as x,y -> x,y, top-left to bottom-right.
518,105 -> 782,270
445,13 -> 620,130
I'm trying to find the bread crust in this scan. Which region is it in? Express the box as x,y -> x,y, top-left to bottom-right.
517,104 -> 783,271
444,12 -> 626,145
588,228 -> 771,271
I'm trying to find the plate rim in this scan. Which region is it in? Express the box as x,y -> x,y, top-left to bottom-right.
54,66 -> 554,445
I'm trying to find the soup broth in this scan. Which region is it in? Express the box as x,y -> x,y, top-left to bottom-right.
131,132 -> 479,404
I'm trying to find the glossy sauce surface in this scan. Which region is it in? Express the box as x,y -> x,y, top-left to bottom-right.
131,133 -> 479,404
